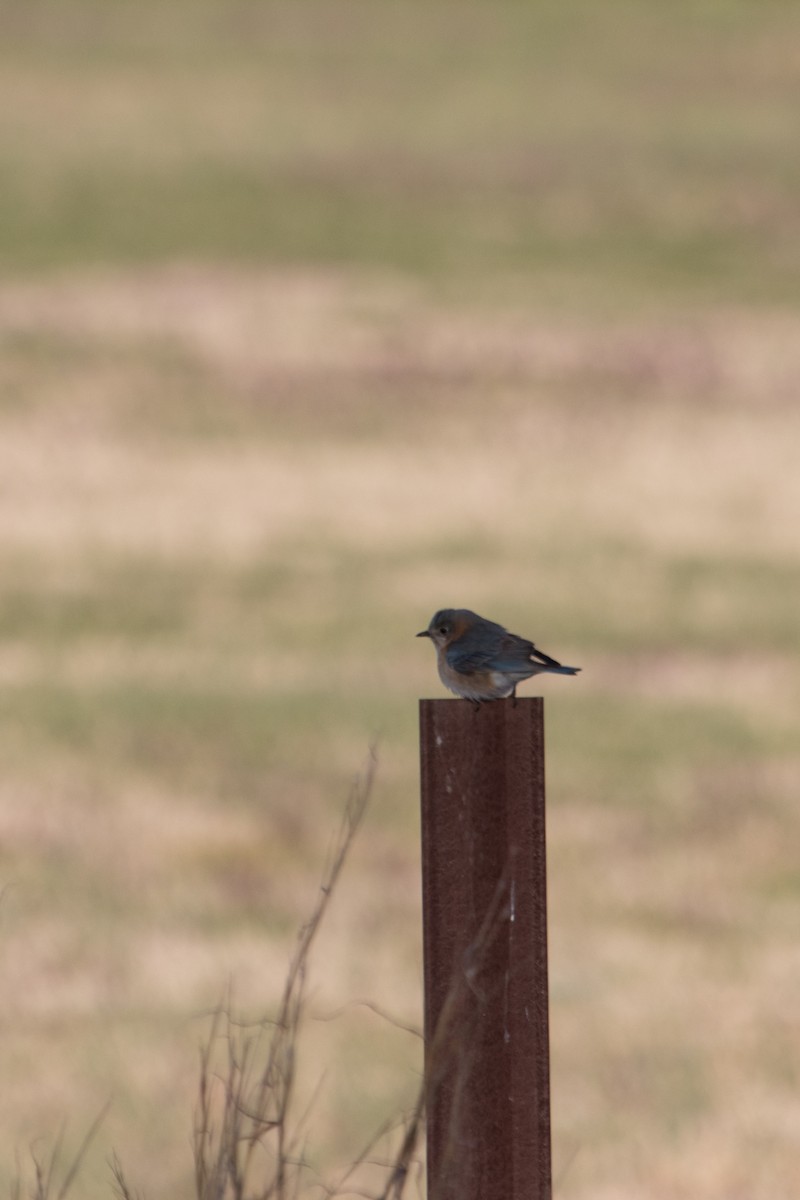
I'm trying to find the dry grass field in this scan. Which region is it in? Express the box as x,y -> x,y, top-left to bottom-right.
0,3 -> 799,1198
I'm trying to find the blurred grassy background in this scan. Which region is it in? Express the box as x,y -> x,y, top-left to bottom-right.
0,1 -> 799,1196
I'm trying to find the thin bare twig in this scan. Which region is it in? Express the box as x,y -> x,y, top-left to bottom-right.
15,1102 -> 111,1200
193,749 -> 378,1200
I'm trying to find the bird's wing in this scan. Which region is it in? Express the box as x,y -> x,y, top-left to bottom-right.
528,642 -> 564,669
447,627 -> 558,676
446,643 -> 497,674
445,621 -> 507,675
491,632 -> 564,673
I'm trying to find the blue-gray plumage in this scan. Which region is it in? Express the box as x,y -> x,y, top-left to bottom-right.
417,608 -> 580,703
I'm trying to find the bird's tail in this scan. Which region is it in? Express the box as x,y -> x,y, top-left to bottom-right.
545,665 -> 581,676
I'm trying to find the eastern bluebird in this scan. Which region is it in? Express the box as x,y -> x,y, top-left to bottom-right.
417,608 -> 581,703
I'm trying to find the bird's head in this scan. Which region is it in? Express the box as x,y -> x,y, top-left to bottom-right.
416,608 -> 474,649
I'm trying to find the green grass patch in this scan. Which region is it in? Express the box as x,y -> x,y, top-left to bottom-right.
2,0 -> 800,304
550,692 -> 793,804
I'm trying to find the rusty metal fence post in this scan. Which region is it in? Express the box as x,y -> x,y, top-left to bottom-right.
419,697 -> 551,1200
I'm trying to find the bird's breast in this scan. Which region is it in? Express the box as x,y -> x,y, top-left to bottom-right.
437,655 -> 514,700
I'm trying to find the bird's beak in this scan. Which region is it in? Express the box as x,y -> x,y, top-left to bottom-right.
416,629 -> 431,638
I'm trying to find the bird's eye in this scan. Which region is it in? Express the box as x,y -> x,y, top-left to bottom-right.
439,625 -> 449,635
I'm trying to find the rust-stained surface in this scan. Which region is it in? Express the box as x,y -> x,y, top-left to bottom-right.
419,697 -> 551,1200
